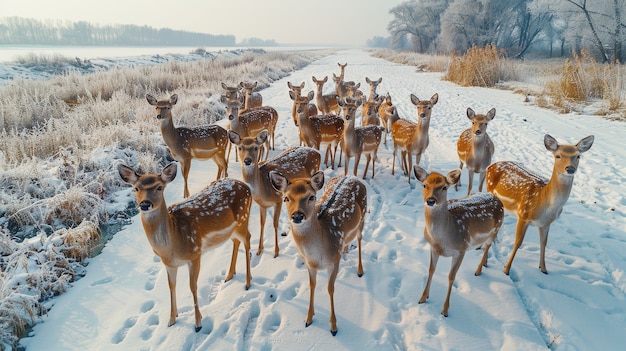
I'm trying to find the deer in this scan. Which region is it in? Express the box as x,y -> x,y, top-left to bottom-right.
288,81 -> 318,146
362,77 -> 383,120
269,170 -> 367,336
228,130 -> 321,258
117,162 -> 252,332
146,94 -> 229,198
391,93 -> 439,184
312,76 -> 341,115
291,90 -> 344,169
455,107 -> 496,195
239,81 -> 263,110
377,92 -> 394,144
221,82 -> 241,102
337,96 -> 384,179
486,134 -> 594,275
361,97 -> 383,126
223,96 -> 276,160
337,62 -> 348,81
413,165 -> 504,317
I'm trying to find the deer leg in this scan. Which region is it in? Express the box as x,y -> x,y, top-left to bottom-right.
362,154 -> 371,180
305,266 -> 317,328
466,170 -> 475,196
391,146 -> 397,175
419,249 -> 439,304
475,242 -> 492,276
357,222 -> 364,277
188,259 -> 202,332
478,170 -> 486,193
455,161 -> 464,191
504,220 -> 530,275
407,152 -> 413,184
353,153 -> 361,177
344,150 -> 351,176
257,206 -> 267,256
165,265 -> 179,327
538,225 -> 551,274
442,251 -> 465,317
327,264 -> 339,336
181,159 -> 191,198
226,238 -> 240,282
272,203 -> 281,258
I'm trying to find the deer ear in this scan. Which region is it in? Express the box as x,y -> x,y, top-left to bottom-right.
466,108 -> 475,119
310,171 -> 325,191
576,135 -> 594,153
544,134 -> 559,152
228,130 -> 241,145
487,108 -> 496,120
257,130 -> 269,144
307,91 -> 315,100
269,171 -> 288,192
430,93 -> 439,105
161,163 -> 177,183
446,169 -> 462,185
170,94 -> 178,105
146,94 -> 157,106
289,90 -> 296,101
413,165 -> 429,183
118,164 -> 139,184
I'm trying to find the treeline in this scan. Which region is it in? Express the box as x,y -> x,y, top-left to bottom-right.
0,17 -> 236,46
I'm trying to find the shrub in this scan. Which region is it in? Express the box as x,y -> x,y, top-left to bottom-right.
444,44 -> 506,87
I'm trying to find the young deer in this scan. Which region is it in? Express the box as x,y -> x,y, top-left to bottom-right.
312,76 -> 341,115
365,77 -> 382,102
288,81 -> 318,146
269,170 -> 367,336
456,107 -> 496,195
414,165 -> 504,317
377,92 -> 393,144
338,97 -> 384,179
146,94 -> 229,198
291,90 -> 344,169
117,163 -> 252,332
361,97 -> 383,127
228,130 -> 321,257
239,81 -> 263,110
223,96 -> 276,160
332,73 -> 351,99
221,82 -> 241,102
486,134 -> 594,275
391,93 -> 439,183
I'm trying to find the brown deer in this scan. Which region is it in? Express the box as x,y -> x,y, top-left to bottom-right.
456,107 -> 496,195
338,97 -> 384,179
221,82 -> 241,102
117,163 -> 252,332
337,62 -> 348,80
223,96 -> 276,160
365,77 -> 382,102
269,170 -> 367,336
377,92 -> 394,144
486,134 -> 594,275
312,76 -> 341,115
146,94 -> 229,198
239,81 -> 263,110
361,97 -> 383,126
288,81 -> 318,146
413,165 -> 504,317
228,130 -> 321,258
391,93 -> 439,183
291,90 -> 344,169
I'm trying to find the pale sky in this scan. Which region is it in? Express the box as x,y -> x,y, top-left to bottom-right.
4,0 -> 406,46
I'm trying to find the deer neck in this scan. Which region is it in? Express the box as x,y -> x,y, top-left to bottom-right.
423,203 -> 455,238
542,166 -> 575,210
159,117 -> 179,144
140,204 -> 173,250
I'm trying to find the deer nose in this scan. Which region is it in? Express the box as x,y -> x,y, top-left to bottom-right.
139,201 -> 153,211
420,113 -> 426,118
474,129 -> 482,135
156,114 -> 164,119
426,198 -> 436,206
291,212 -> 305,224
243,158 -> 252,166
566,166 -> 576,174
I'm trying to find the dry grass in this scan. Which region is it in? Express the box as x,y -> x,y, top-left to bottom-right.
444,44 -> 509,87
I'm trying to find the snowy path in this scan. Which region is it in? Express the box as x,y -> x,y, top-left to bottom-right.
21,50 -> 626,351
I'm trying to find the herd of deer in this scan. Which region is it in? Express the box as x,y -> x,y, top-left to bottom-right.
118,62 -> 595,335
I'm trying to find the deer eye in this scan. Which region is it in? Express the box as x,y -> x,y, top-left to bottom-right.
556,155 -> 561,158
133,187 -> 139,192
157,186 -> 163,191
309,196 -> 316,201
254,146 -> 259,151
283,197 -> 289,203
442,186 -> 447,191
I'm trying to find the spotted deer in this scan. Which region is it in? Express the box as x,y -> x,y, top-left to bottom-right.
486,134 -> 594,275
239,81 -> 263,110
377,92 -> 394,144
269,170 -> 367,336
223,96 -> 276,160
288,81 -> 318,145
456,107 -> 496,195
118,163 -> 252,331
146,94 -> 228,198
312,76 -> 341,115
414,165 -> 504,317
391,93 -> 439,183
228,130 -> 321,258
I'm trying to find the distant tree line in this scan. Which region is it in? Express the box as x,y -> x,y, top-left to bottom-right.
383,0 -> 626,63
0,17 -> 236,46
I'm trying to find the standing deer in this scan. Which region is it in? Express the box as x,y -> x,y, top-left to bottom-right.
486,134 -> 594,275
240,81 -> 263,110
223,96 -> 276,160
365,77 -> 382,102
312,76 -> 341,115
391,93 -> 439,183
291,90 -> 344,169
413,165 -> 504,317
117,163 -> 252,332
338,97 -> 384,179
362,77 -> 382,120
228,130 -> 321,257
288,81 -> 318,146
146,94 -> 229,198
361,97 -> 383,127
269,170 -> 367,336
221,82 -> 241,102
456,107 -> 496,195
377,93 -> 393,144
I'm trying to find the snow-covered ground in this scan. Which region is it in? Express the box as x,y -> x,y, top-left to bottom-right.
19,50 -> 626,350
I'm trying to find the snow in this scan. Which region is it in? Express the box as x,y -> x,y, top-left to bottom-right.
19,50 -> 626,350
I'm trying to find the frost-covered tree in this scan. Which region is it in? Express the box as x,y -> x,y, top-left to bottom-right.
387,0 -> 449,52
